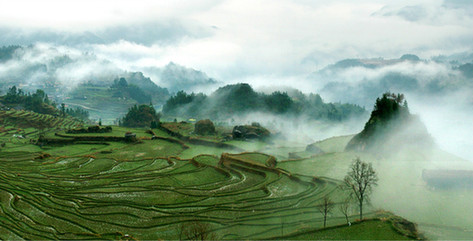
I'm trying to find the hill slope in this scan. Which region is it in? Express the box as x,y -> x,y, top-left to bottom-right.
345,92 -> 433,153
0,109 -> 83,130
163,83 -> 366,121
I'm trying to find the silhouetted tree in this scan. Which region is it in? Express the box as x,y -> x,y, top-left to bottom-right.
61,103 -> 66,117
317,195 -> 334,228
343,158 -> 378,220
339,196 -> 352,225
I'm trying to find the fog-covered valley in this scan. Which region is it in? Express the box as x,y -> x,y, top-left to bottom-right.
1,42 -> 472,161
1,1 -> 473,240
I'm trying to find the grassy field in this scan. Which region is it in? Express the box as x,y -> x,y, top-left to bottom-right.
0,118 -> 432,239
278,219 -> 410,240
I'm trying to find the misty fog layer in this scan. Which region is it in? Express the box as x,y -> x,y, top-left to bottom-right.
0,44 -> 219,95
409,93 -> 473,162
223,111 -> 368,145
1,43 -> 472,161
0,44 -> 121,91
308,57 -> 473,161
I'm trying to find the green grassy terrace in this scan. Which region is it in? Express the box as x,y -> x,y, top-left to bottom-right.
0,114 -> 431,239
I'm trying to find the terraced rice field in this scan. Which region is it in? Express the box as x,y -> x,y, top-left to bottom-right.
0,123 -> 422,240
0,147 -> 346,239
0,110 -> 83,130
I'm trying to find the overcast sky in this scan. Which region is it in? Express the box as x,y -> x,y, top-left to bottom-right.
1,0 -> 472,81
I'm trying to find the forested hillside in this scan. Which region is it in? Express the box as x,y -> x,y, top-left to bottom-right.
163,83 -> 366,121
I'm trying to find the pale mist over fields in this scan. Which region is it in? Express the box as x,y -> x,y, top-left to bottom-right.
0,0 -> 472,160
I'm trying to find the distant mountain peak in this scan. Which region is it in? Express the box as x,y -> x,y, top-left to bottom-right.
328,54 -> 421,70
161,62 -> 218,93
400,54 -> 420,61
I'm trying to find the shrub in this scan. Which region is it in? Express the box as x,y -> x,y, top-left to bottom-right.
194,119 -> 216,135
121,105 -> 161,128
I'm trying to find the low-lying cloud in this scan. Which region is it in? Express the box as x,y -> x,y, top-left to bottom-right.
2,0 -> 473,82
307,57 -> 473,161
0,44 -> 122,92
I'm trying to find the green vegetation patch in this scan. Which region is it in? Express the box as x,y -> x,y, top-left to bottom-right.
276,219 -> 411,240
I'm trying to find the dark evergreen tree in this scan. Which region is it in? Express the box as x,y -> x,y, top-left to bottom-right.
61,103 -> 66,117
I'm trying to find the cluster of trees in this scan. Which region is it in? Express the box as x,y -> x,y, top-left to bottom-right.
163,83 -> 365,121
371,92 -> 409,123
1,86 -> 56,114
111,77 -> 152,104
163,91 -> 205,116
65,106 -> 89,121
120,104 -> 160,128
0,86 -> 89,121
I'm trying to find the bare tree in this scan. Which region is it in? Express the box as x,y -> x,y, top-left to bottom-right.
343,158 -> 378,220
317,195 -> 334,228
339,196 -> 352,225
180,221 -> 217,240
